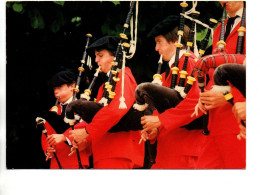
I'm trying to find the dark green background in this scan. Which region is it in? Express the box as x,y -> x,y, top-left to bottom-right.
6,1 -> 222,169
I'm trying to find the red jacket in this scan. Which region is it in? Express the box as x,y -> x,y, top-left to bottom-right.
207,20 -> 246,136
84,67 -> 144,167
213,20 -> 246,54
154,52 -> 207,167
41,104 -> 91,169
196,20 -> 246,169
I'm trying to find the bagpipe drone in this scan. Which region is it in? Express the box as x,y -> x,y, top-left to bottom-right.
64,1 -> 144,132
133,1 -> 210,130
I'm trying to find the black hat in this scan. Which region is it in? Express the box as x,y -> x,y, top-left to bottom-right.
50,70 -> 76,88
147,15 -> 179,38
87,36 -> 120,56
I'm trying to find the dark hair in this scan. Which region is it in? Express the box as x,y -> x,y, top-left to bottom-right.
50,70 -> 76,88
96,48 -> 115,56
163,24 -> 190,49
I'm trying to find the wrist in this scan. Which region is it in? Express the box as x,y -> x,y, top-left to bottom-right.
61,134 -> 67,142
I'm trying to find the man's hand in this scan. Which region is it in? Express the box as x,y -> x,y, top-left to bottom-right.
45,146 -> 56,161
141,115 -> 161,130
191,98 -> 207,117
68,139 -> 89,156
139,115 -> 161,144
140,128 -> 158,144
237,123 -> 246,140
47,134 -> 66,146
232,102 -> 246,122
69,128 -> 89,145
200,90 -> 227,110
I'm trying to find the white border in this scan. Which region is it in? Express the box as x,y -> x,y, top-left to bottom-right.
1,0 -> 260,195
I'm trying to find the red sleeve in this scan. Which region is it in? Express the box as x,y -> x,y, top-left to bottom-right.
231,86 -> 246,103
212,23 -> 221,52
85,68 -> 137,138
158,56 -> 202,132
158,81 -> 202,132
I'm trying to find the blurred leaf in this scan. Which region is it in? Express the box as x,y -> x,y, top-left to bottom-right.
50,10 -> 66,33
115,23 -> 122,35
197,28 -> 213,49
207,36 -> 213,48
71,16 -> 81,23
215,1 -> 221,6
75,23 -> 81,27
28,9 -> 45,29
196,28 -> 208,41
6,2 -> 11,8
101,22 -> 110,35
138,21 -> 146,32
112,1 -> 120,6
71,17 -> 76,23
12,3 -> 23,13
53,1 -> 65,6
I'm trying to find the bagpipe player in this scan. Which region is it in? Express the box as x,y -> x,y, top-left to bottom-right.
68,36 -> 145,169
39,71 -> 91,169
139,15 -> 207,169
192,1 -> 246,169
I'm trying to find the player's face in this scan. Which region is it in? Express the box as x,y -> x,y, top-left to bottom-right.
53,83 -> 74,103
219,1 -> 244,17
155,35 -> 176,62
95,49 -> 114,73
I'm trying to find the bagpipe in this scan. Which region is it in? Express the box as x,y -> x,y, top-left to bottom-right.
213,3 -> 226,54
66,33 -> 94,169
210,1 -> 246,93
194,2 -> 246,128
213,63 -> 246,98
64,1 -> 143,133
36,98 -> 68,169
62,2 -> 156,168
36,33 -> 94,169
134,2 -> 210,130
36,117 -> 63,169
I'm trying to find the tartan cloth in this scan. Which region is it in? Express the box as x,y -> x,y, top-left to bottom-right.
194,53 -> 246,78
